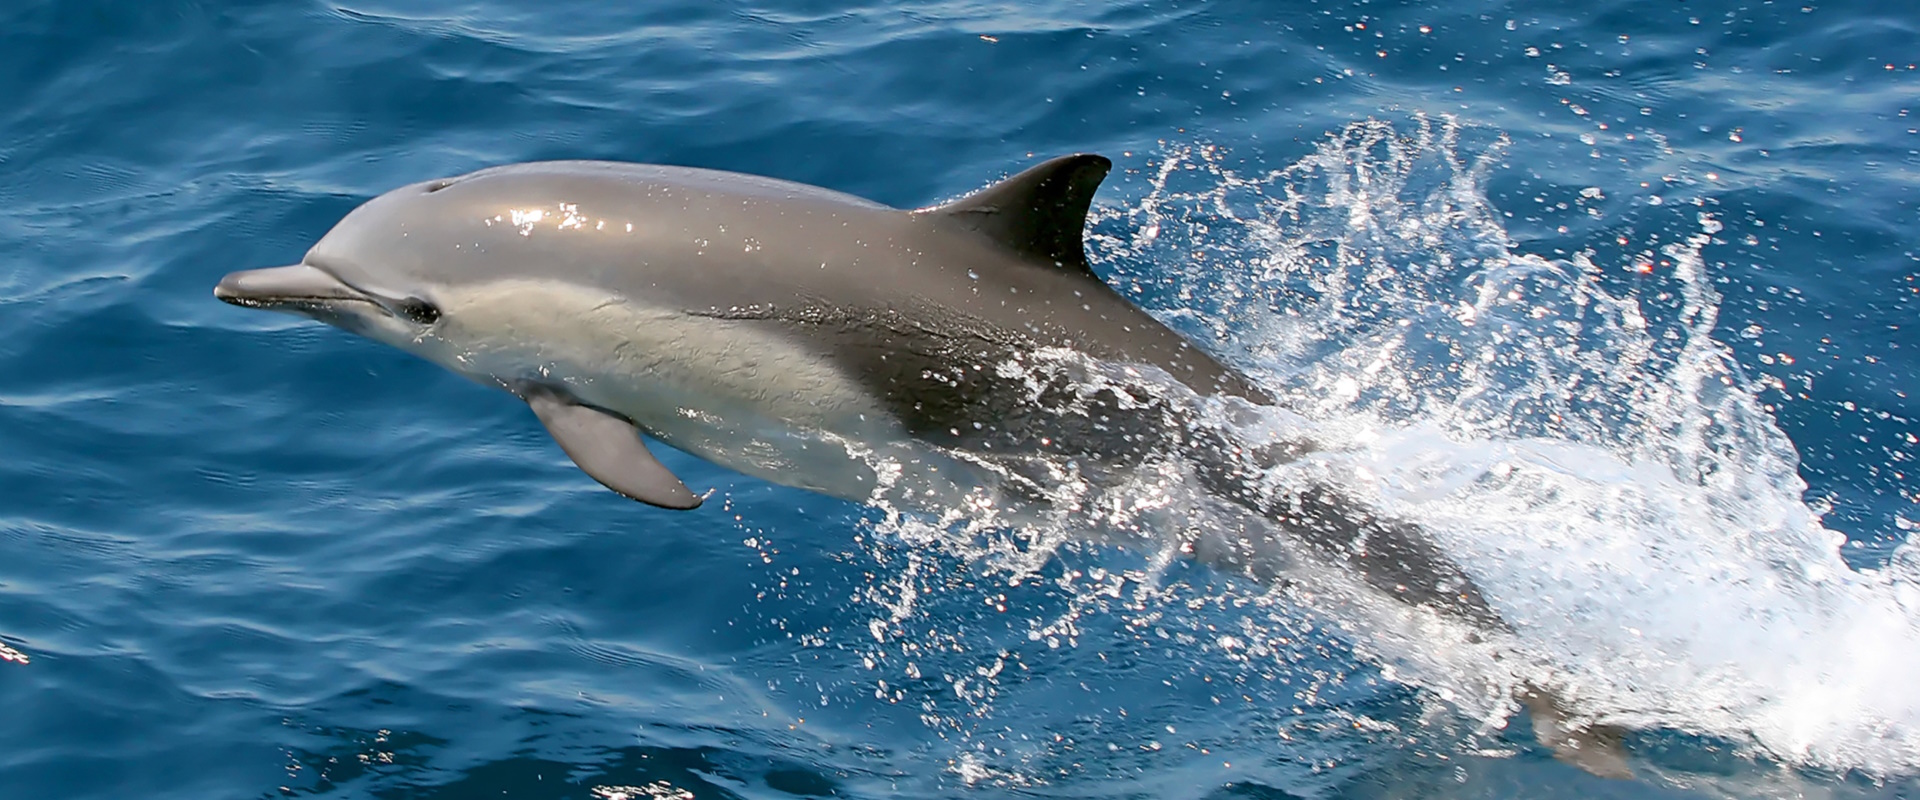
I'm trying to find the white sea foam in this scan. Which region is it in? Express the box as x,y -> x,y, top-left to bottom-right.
845,116 -> 1919,786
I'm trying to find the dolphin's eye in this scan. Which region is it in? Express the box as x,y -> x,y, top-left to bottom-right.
392,297 -> 441,324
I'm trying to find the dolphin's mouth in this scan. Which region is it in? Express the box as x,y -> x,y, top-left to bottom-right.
215,264 -> 375,311
215,264 -> 440,324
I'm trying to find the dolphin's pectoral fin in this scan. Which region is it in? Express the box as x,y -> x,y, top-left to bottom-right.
1521,689 -> 1634,780
920,153 -> 1112,276
521,388 -> 703,510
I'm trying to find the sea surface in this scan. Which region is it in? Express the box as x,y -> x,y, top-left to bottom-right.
4,1 -> 1919,798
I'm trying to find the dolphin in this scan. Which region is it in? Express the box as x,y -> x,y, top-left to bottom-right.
214,154 -> 1627,777
211,154 -> 1476,608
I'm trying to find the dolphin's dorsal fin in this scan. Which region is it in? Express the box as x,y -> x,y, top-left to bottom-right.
519,385 -> 703,510
922,153 -> 1112,276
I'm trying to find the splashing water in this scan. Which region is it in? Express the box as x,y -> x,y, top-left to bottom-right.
839,117 -> 1920,788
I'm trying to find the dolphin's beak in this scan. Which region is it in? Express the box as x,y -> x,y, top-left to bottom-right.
214,264 -> 372,312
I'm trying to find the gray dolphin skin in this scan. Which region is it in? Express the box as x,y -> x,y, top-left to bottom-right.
215,155 -> 1627,778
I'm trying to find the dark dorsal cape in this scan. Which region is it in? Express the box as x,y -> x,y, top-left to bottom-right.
795,154 -> 1270,458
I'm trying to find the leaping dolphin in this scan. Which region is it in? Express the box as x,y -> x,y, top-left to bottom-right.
215,154 -> 1628,778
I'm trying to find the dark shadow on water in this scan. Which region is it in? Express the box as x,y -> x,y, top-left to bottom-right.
1204,784 -> 1306,800
272,700 -> 848,800
278,739 -> 847,799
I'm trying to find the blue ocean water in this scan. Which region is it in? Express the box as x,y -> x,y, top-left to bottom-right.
4,0 -> 1920,797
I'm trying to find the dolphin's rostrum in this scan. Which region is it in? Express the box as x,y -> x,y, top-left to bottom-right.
216,154 -> 1628,778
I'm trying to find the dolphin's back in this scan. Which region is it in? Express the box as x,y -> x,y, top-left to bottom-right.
455,160 -> 896,209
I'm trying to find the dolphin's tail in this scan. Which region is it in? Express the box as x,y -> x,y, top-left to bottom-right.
1521,686 -> 1635,779
1179,426 -> 1634,779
